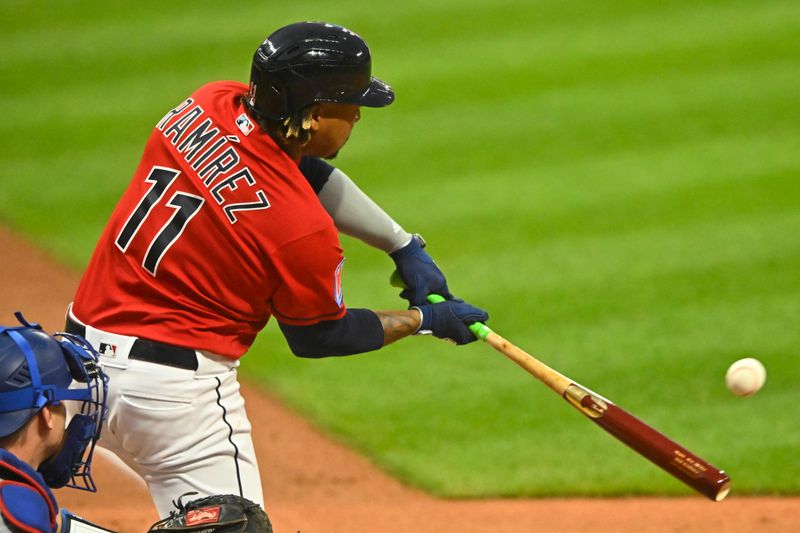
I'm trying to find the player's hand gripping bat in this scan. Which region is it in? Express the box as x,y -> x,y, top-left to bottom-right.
392,273 -> 731,501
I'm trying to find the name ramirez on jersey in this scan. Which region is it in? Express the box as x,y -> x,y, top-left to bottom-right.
155,94 -> 270,224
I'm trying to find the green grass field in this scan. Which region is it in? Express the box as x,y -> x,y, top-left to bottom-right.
2,0 -> 798,497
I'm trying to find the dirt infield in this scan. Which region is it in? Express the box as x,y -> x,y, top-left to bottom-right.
1,225 -> 797,532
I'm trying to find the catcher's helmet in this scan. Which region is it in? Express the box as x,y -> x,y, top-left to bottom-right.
0,312 -> 108,491
245,21 -> 395,120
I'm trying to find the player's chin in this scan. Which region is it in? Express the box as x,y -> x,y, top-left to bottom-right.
324,135 -> 352,160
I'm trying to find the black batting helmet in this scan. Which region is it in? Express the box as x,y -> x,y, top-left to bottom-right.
245,21 -> 395,120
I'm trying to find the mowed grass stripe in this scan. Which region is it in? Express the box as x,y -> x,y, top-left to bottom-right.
381,0 -> 800,93
349,56 -> 800,173
377,127 -> 800,265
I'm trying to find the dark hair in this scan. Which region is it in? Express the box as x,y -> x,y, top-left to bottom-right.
244,97 -> 315,147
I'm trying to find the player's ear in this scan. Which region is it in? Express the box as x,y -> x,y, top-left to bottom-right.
39,402 -> 66,431
39,405 -> 56,430
308,104 -> 323,132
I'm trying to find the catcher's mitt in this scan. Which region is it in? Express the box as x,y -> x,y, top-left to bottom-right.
147,493 -> 273,533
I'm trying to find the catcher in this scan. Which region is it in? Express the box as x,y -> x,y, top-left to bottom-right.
0,313 -> 109,533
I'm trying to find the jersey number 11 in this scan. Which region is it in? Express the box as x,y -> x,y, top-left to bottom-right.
115,166 -> 204,276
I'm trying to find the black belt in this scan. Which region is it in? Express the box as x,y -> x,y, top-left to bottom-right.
65,316 -> 198,371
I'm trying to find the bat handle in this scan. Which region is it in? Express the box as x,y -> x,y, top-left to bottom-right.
390,270 -> 492,340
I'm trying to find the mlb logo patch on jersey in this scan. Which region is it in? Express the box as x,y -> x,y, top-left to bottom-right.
334,258 -> 345,307
98,342 -> 117,359
235,113 -> 254,136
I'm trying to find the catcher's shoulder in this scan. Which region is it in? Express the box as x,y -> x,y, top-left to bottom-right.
0,479 -> 55,533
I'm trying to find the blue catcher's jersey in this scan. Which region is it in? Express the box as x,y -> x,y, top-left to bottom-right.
0,449 -> 58,533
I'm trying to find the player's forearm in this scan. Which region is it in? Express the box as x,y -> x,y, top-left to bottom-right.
373,309 -> 422,346
278,308 -> 419,357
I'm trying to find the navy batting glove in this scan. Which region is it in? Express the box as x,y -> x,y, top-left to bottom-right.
390,235 -> 454,306
413,299 -> 489,345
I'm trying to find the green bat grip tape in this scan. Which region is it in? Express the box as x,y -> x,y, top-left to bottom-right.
390,270 -> 492,341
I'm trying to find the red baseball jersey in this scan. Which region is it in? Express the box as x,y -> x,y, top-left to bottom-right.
72,81 -> 347,358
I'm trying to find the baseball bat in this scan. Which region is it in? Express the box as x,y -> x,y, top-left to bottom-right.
392,273 -> 731,501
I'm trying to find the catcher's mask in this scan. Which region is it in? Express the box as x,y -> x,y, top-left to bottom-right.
0,312 -> 108,491
245,21 -> 395,120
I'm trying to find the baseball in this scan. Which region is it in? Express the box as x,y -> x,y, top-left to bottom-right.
725,358 -> 766,397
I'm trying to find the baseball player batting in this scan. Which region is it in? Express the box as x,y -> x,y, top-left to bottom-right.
66,21 -> 488,518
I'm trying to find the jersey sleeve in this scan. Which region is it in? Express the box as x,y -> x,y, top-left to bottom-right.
279,308 -> 384,357
298,157 -> 335,193
269,226 -> 348,326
